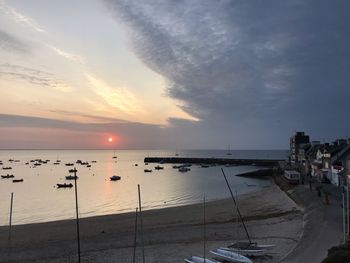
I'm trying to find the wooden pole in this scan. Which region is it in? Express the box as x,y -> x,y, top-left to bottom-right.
74,168 -> 81,263
132,208 -> 138,263
221,168 -> 252,244
138,184 -> 145,263
203,195 -> 206,262
7,192 -> 14,261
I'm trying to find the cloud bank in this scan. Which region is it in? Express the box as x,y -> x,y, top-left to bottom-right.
104,0 -> 350,144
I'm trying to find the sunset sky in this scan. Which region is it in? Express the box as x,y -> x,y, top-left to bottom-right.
1,0 -> 350,149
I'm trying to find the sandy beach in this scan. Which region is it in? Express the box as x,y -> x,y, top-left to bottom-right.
0,183 -> 303,262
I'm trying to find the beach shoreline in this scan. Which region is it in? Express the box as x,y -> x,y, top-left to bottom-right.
0,182 -> 303,262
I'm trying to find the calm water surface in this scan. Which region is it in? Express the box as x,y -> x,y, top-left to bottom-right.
0,150 -> 288,225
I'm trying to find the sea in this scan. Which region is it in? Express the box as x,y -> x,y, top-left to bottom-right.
0,149 -> 288,226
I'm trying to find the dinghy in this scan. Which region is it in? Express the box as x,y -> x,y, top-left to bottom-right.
228,241 -> 276,251
210,249 -> 252,263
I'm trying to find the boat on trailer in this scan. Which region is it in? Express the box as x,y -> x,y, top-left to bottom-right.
210,249 -> 252,263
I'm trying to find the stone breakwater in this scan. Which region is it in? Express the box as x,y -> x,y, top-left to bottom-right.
144,157 -> 282,167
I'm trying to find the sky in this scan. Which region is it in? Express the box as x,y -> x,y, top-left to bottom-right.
0,0 -> 350,150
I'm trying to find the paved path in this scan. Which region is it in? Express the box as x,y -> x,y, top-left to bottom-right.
282,182 -> 343,263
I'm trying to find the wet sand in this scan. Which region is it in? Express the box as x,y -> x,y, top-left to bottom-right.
0,183 -> 303,262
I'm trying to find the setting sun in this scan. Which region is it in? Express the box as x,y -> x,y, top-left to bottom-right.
108,137 -> 113,142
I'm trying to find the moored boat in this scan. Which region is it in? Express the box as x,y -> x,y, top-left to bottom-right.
155,165 -> 164,170
13,179 -> 24,183
2,167 -> 12,170
228,241 -> 275,251
110,175 -> 121,181
1,174 -> 14,179
144,169 -> 152,173
210,249 -> 252,263
66,175 -> 78,180
57,183 -> 73,188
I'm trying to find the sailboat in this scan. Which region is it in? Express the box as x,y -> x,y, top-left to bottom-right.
220,168 -> 275,255
209,249 -> 252,263
184,197 -> 218,263
226,145 -> 232,155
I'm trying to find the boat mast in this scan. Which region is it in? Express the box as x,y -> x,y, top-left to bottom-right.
138,184 -> 146,263
7,192 -> 13,261
221,168 -> 252,244
132,207 -> 138,263
203,195 -> 206,262
74,168 -> 81,263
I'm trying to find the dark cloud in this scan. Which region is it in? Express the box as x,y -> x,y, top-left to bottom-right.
105,0 -> 350,146
0,29 -> 31,53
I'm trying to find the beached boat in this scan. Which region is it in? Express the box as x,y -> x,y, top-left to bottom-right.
185,198 -> 219,263
66,175 -> 78,180
184,256 -> 218,263
12,179 -> 24,183
210,249 -> 252,263
144,169 -> 152,173
110,175 -> 121,181
221,168 -> 275,255
57,183 -> 73,188
227,242 -> 275,251
1,174 -> 14,179
2,167 -> 12,170
219,247 -> 266,257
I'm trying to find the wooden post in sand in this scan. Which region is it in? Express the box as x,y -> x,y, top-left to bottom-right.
138,184 -> 145,263
7,192 -> 14,261
133,207 -> 138,263
203,195 -> 206,262
74,168 -> 81,263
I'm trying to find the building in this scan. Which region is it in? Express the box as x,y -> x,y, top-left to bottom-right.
290,132 -> 310,164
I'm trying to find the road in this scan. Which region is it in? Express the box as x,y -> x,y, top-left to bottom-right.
282,181 -> 344,263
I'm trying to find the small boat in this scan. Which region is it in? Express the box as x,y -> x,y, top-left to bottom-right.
220,247 -> 266,257
201,164 -> 210,168
57,183 -> 73,188
68,168 -> 78,173
210,249 -> 252,263
134,163 -> 138,166
144,169 -> 152,173
2,167 -> 12,170
53,162 -> 60,165
91,160 -> 97,163
1,174 -> 14,179
110,175 -> 121,181
13,179 -> 24,183
154,165 -> 164,170
179,167 -> 190,172
228,242 -> 275,251
65,163 -> 74,166
86,164 -> 91,168
66,175 -> 78,180
184,256 -> 218,263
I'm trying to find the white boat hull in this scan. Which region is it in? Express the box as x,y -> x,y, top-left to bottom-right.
210,249 -> 252,263
220,247 -> 266,256
184,256 -> 218,263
